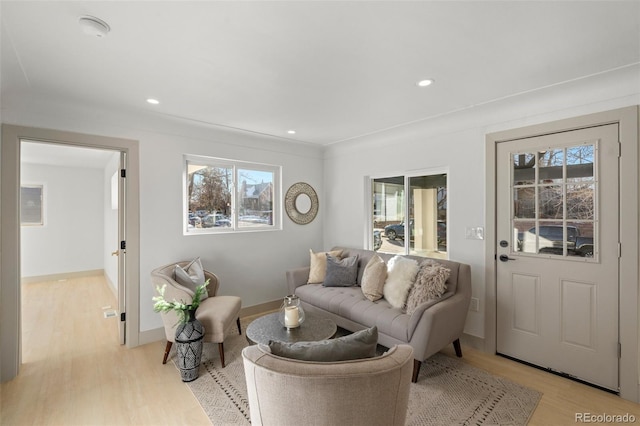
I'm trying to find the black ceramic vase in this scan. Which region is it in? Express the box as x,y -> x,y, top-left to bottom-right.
175,308 -> 204,382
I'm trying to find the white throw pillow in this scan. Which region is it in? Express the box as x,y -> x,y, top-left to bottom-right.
383,256 -> 419,309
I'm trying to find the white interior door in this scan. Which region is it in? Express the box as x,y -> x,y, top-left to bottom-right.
117,152 -> 127,345
496,124 -> 619,391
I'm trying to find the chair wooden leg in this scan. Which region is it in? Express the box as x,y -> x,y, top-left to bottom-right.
412,359 -> 421,383
453,339 -> 463,357
218,342 -> 226,368
236,317 -> 242,335
162,341 -> 173,364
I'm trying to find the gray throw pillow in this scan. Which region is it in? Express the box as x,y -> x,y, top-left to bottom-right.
269,326 -> 378,362
323,254 -> 359,287
174,257 -> 209,300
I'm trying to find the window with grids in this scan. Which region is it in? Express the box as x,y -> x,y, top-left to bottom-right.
512,144 -> 595,258
185,156 -> 281,234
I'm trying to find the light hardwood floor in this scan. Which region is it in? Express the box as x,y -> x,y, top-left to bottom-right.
2,275 -> 639,425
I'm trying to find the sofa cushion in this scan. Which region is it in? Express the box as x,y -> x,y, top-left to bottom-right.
383,256 -> 419,309
361,254 -> 387,301
323,254 -> 359,287
295,285 -> 416,342
174,257 -> 208,300
268,326 -> 378,362
405,260 -> 450,315
308,249 -> 344,284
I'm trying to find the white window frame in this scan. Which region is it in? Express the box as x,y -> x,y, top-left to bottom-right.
366,167 -> 449,258
183,155 -> 282,235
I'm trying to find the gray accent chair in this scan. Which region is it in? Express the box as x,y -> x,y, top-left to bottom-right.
242,344 -> 414,426
151,261 -> 242,367
287,247 -> 472,382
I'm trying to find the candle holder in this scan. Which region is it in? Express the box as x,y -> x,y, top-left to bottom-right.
278,295 -> 305,329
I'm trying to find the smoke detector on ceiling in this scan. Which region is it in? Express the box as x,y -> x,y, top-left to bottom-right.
78,15 -> 110,38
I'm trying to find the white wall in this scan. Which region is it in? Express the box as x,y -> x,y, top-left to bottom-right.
2,103 -> 325,334
322,64 -> 640,339
136,131 -> 323,332
103,152 -> 120,294
7,64 -> 638,341
21,163 -> 104,277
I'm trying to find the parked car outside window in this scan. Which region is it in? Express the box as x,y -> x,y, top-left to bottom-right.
384,220 -> 413,240
519,225 -> 593,257
202,213 -> 229,228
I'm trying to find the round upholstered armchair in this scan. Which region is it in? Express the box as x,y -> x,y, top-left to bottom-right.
242,343 -> 414,426
151,260 -> 242,367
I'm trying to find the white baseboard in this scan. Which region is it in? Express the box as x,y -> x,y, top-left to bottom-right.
104,273 -> 117,299
240,299 -> 281,318
21,269 -> 104,284
139,300 -> 282,347
139,327 -> 166,346
461,333 -> 485,352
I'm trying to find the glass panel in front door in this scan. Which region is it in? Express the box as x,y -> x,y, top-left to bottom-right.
512,144 -> 596,259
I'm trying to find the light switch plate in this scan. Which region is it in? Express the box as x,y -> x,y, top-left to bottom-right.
465,227 -> 484,240
470,297 -> 479,312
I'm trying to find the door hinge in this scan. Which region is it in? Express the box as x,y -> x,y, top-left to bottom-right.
121,169 -> 126,178
618,242 -> 621,258
120,240 -> 126,250
120,312 -> 126,322
618,141 -> 621,158
618,342 -> 622,358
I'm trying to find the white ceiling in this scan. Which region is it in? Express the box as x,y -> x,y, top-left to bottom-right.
2,1 -> 639,146
21,141 -> 117,169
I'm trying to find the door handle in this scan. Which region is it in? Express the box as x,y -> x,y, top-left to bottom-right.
499,254 -> 516,262
111,250 -> 119,256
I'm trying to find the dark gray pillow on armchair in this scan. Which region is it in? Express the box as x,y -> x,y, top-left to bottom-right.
268,326 -> 378,362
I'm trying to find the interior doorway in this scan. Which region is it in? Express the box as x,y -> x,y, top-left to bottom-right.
1,124 -> 140,383
20,141 -> 125,349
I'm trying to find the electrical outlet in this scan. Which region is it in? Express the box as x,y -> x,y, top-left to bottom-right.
470,297 -> 479,312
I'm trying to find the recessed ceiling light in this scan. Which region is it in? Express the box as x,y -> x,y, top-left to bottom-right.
146,98 -> 160,105
417,79 -> 434,87
287,130 -> 296,135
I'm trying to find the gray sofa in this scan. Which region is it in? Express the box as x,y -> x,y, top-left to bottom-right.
286,247 -> 471,382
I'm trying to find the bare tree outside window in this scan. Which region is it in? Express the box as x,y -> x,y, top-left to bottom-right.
189,165 -> 232,218
512,144 -> 595,258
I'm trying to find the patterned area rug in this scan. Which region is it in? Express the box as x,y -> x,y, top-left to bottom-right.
174,326 -> 541,425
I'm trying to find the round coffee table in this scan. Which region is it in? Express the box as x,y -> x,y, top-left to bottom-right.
246,312 -> 337,346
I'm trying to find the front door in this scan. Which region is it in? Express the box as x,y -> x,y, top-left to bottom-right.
496,124 -> 619,391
